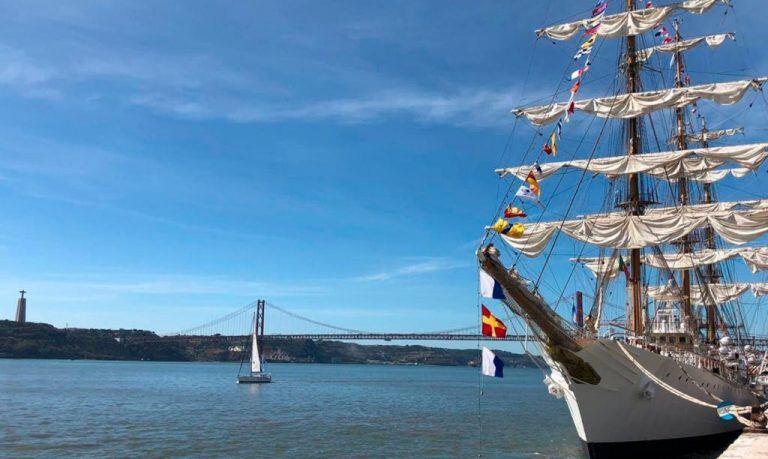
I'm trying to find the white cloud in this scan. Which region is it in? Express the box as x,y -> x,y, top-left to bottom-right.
354,257 -> 469,282
0,273 -> 329,302
0,45 -> 59,98
0,43 -> 523,128
131,87 -> 523,128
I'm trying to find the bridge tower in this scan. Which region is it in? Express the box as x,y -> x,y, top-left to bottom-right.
255,299 -> 265,360
256,299 -> 265,337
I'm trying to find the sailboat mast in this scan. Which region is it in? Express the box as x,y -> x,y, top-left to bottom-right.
673,22 -> 694,324
625,0 -> 644,336
700,118 -> 719,343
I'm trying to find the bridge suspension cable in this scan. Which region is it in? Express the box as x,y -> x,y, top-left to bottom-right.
265,301 -> 372,334
160,299 -> 491,340
164,301 -> 257,336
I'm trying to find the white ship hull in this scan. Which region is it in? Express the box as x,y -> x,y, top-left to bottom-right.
545,339 -> 758,457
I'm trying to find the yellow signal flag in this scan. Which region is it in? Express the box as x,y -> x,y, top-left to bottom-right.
491,218 -> 510,234
581,34 -> 597,50
508,223 -> 525,238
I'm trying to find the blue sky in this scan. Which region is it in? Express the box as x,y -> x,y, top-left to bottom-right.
1,1 -> 767,343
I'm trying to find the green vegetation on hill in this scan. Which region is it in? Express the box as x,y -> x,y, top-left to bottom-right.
0,320 -> 188,361
0,320 -> 539,367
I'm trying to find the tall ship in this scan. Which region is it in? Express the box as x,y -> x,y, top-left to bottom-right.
478,0 -> 768,456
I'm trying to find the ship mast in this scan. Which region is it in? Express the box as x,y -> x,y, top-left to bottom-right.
626,0 -> 643,336
673,20 -> 694,329
700,117 -> 719,343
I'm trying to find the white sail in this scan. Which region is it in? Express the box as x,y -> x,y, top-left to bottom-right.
686,127 -> 744,143
496,143 -> 767,182
636,33 -> 735,62
251,317 -> 261,374
498,200 -> 768,257
742,248 -> 768,273
671,167 -> 751,184
647,282 -> 768,305
536,0 -> 729,41
513,78 -> 766,126
573,247 -> 768,278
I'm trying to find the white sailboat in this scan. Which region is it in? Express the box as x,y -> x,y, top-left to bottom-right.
479,0 -> 768,456
237,311 -> 272,384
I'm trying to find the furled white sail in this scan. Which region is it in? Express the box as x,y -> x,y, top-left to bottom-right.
514,79 -> 766,126
496,143 -> 767,182
536,0 -> 729,41
498,200 -> 768,257
573,247 -> 768,278
251,319 -> 261,374
753,284 -> 768,297
647,282 -> 768,305
672,167 -> 752,184
668,127 -> 745,145
636,33 -> 735,62
686,127 -> 744,143
741,248 -> 768,273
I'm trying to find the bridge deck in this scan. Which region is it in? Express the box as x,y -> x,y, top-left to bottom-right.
159,334 -> 768,347
264,333 -> 526,341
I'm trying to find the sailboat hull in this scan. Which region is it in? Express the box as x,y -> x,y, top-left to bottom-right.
547,339 -> 757,458
237,373 -> 272,384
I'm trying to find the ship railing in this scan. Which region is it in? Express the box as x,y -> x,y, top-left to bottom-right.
639,343 -> 736,380
650,320 -> 688,335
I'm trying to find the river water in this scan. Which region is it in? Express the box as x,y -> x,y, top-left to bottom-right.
0,360 -> 583,457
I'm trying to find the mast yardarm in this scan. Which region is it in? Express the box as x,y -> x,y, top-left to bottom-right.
536,0 -> 731,40
496,142 -> 768,182
572,247 -> 768,276
513,78 -> 767,126
496,200 -> 768,257
636,33 -> 735,62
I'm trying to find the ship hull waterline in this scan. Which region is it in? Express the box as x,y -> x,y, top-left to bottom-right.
545,338 -> 756,456
582,430 -> 740,458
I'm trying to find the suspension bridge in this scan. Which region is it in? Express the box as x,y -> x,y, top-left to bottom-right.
147,299 -> 768,349
158,299 -> 524,343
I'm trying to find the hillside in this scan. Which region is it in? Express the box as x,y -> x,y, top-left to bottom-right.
0,320 -> 539,367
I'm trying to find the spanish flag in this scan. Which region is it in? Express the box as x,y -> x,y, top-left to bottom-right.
481,305 -> 507,338
526,171 -> 541,197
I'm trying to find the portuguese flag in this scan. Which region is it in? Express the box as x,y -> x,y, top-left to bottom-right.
618,255 -> 631,281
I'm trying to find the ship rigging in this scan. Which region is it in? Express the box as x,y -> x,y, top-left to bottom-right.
478,0 -> 768,456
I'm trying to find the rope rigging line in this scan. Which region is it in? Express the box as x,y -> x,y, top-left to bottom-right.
501,40 -> 618,272
482,25 -> 614,249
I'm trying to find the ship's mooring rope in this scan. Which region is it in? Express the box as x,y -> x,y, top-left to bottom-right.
617,341 -> 718,408
670,357 -> 724,403
617,341 -> 763,427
